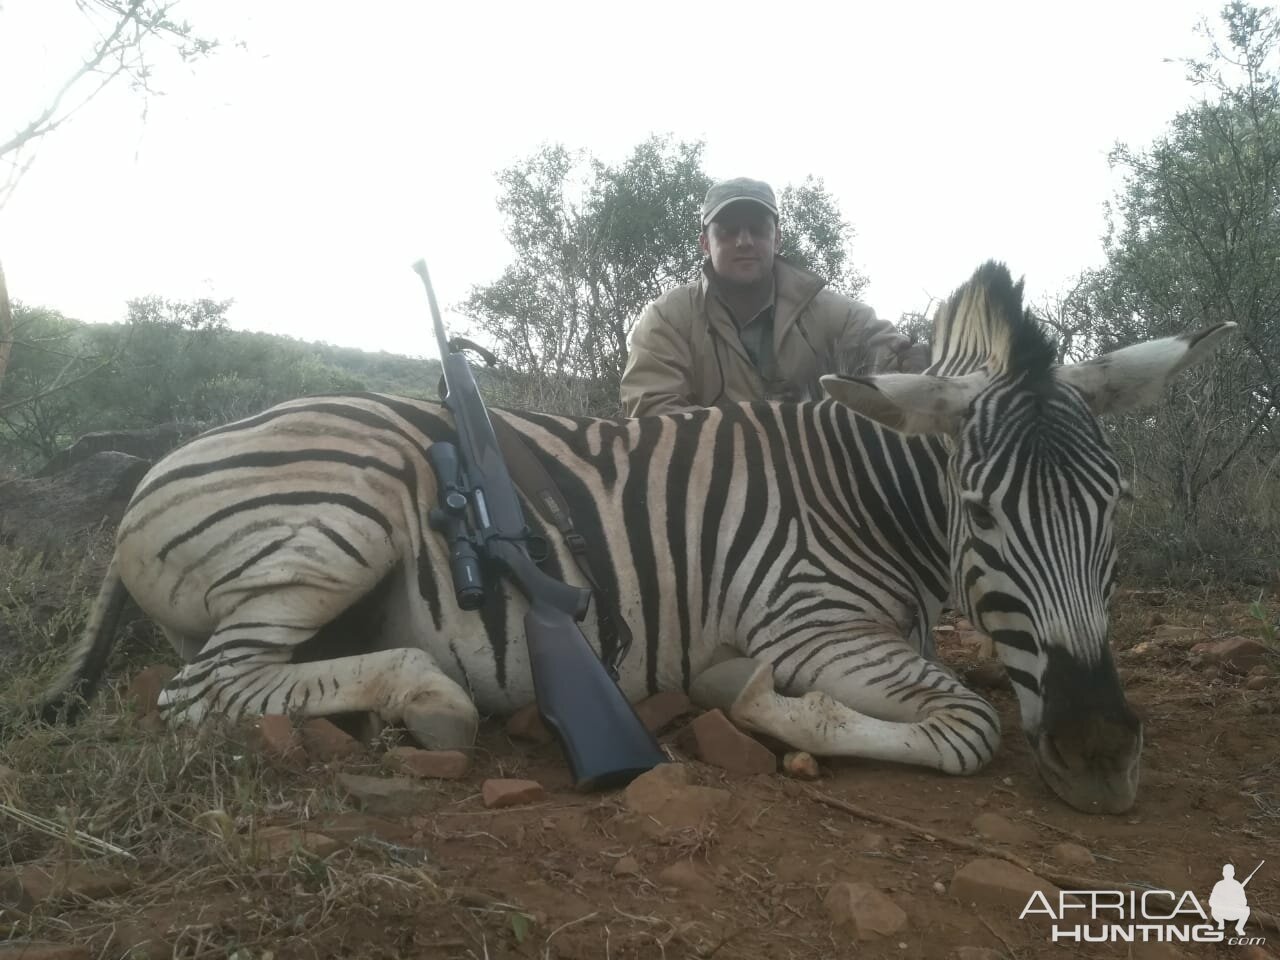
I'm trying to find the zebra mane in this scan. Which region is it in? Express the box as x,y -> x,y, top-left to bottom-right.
930,260 -> 1058,381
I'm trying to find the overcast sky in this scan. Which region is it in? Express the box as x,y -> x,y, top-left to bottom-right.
0,0 -> 1223,360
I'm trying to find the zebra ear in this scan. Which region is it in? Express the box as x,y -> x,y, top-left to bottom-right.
1055,322 -> 1238,416
820,372 -> 986,435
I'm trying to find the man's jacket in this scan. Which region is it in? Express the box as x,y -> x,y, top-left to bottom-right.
620,256 -> 927,418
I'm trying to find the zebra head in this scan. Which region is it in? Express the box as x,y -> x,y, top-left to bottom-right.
821,261 -> 1236,814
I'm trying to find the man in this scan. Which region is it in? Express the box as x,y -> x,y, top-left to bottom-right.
1209,863 -> 1253,936
619,176 -> 929,418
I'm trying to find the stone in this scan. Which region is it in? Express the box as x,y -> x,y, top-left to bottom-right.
1153,624 -> 1202,642
1246,675 -> 1271,691
950,857 -> 1067,911
382,747 -> 470,780
481,778 -> 547,809
613,855 -> 641,876
0,862 -> 136,912
505,703 -> 553,744
823,882 -> 909,939
0,945 -> 92,959
657,860 -> 715,895
299,718 -> 363,761
623,763 -> 731,831
1051,841 -> 1096,868
970,812 -> 1036,844
632,691 -> 692,733
782,751 -> 820,780
249,826 -> 340,861
252,714 -> 299,760
337,773 -> 432,816
1190,636 -> 1267,673
690,709 -> 776,775
126,665 -> 177,715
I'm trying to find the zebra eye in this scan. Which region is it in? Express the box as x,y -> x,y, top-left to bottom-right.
966,500 -> 998,531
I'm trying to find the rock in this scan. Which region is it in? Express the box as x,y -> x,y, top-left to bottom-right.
481,778 -> 547,809
623,763 -> 731,831
657,860 -> 715,894
964,661 -> 1010,690
1051,841 -> 1095,868
970,813 -> 1036,844
823,882 -> 909,939
782,751 -> 820,780
859,832 -> 887,852
337,773 -> 432,816
36,422 -> 200,477
949,949 -> 1005,960
1191,636 -> 1267,672
382,747 -> 470,780
126,665 -> 177,715
1127,640 -> 1159,657
252,714 -> 300,760
300,718 -> 363,761
0,451 -> 151,553
1249,664 -> 1271,677
950,857 -> 1067,911
505,703 -> 554,744
249,826 -> 340,861
1246,675 -> 1271,691
0,862 -> 136,912
612,855 -> 641,876
690,709 -> 776,775
0,945 -> 92,959
633,691 -> 692,733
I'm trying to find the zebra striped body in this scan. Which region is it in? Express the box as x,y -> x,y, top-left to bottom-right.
43,261 -> 1236,814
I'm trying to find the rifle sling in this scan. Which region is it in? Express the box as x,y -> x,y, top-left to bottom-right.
488,415 -> 634,678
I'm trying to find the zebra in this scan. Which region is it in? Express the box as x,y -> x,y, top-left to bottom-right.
38,260 -> 1234,815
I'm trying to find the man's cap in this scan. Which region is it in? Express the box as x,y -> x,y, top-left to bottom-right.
700,177 -> 778,227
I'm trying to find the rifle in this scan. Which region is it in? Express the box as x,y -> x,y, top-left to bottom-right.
411,259 -> 667,791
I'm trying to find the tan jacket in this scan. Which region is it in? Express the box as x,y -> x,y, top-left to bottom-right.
620,256 -> 926,418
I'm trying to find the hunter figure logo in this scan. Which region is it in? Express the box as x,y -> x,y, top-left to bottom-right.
1020,860 -> 1267,946
1211,862 -> 1263,937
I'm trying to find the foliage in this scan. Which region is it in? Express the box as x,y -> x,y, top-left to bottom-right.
463,136 -> 868,415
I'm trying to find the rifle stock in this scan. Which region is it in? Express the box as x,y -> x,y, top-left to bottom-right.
411,258 -> 667,791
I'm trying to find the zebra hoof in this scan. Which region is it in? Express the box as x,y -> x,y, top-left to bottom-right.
402,703 -> 479,752
689,657 -> 774,715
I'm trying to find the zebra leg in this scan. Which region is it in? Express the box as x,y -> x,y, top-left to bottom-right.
691,638 -> 1001,776
158,630 -> 479,750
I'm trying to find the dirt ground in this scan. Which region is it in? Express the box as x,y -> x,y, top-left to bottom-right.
3,587 -> 1278,960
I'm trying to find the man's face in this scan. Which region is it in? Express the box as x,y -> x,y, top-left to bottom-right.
700,202 -> 780,287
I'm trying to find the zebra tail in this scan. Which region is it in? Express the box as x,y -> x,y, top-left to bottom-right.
36,554 -> 130,725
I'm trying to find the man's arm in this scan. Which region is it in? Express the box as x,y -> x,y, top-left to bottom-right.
619,304 -> 703,417
833,300 -> 931,376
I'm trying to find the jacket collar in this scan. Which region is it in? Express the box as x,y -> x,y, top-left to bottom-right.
698,256 -> 828,365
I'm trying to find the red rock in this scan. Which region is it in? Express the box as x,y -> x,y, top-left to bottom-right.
970,813 -> 1036,844
249,826 -> 340,861
253,714 -> 299,759
0,862 -> 136,912
657,860 -> 716,895
299,717 -> 363,760
505,703 -> 554,744
633,691 -> 692,733
1246,675 -> 1271,691
950,858 -> 1066,911
481,778 -> 547,809
690,709 -> 776,775
382,746 -> 470,779
1190,636 -> 1268,673
782,751 -> 820,779
1051,841 -> 1095,867
613,855 -> 641,876
622,763 -> 730,830
126,665 -> 177,714
823,882 -> 909,939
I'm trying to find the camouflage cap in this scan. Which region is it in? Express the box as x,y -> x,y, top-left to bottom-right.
700,177 -> 779,227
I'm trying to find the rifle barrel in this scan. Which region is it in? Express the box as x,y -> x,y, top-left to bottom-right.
411,259 -> 451,365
